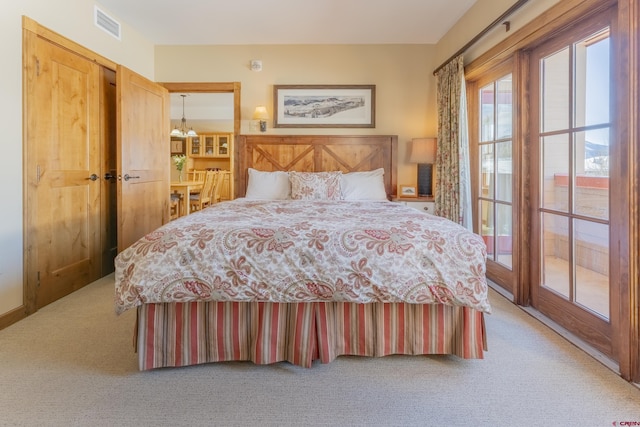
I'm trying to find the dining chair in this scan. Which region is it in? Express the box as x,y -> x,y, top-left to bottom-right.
187,169 -> 205,182
185,169 -> 205,200
210,171 -> 222,204
189,170 -> 216,212
170,193 -> 182,220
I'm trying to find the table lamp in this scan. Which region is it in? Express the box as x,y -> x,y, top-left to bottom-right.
409,137 -> 437,197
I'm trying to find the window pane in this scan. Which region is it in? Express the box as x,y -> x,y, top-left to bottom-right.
480,200 -> 494,260
574,219 -> 609,319
542,213 -> 570,299
575,129 -> 609,220
541,47 -> 570,132
480,83 -> 494,142
580,128 -> 610,177
496,141 -> 512,203
542,134 -> 569,212
496,75 -> 512,139
496,203 -> 513,268
480,144 -> 494,199
574,30 -> 610,128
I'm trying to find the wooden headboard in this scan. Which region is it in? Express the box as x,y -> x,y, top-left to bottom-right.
234,135 -> 397,198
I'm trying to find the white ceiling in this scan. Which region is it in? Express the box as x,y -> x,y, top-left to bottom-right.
97,0 -> 477,45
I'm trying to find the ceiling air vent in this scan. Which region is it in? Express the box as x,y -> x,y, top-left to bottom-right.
94,6 -> 121,40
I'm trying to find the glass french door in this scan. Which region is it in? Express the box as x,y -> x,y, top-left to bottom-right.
479,75 -> 513,267
469,61 -> 516,295
530,12 -> 616,357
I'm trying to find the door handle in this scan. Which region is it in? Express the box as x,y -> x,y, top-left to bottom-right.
123,174 -> 141,181
104,172 -> 116,181
87,173 -> 99,181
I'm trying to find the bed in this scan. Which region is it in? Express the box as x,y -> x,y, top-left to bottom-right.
115,135 -> 490,370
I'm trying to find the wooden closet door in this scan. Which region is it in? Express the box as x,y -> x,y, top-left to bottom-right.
25,33 -> 102,308
116,66 -> 170,251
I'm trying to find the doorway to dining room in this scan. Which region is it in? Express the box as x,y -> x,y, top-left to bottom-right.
164,83 -> 241,216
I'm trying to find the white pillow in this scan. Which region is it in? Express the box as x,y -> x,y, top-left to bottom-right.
245,168 -> 291,200
340,168 -> 388,200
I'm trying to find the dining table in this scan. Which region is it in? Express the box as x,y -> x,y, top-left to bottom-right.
170,180 -> 203,217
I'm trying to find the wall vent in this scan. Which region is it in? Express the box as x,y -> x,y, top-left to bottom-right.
94,6 -> 121,40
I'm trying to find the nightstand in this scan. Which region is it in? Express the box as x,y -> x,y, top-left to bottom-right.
391,196 -> 435,214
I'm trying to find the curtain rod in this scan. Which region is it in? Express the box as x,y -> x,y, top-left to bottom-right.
433,0 -> 530,75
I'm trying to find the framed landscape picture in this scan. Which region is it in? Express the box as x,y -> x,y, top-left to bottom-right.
273,85 -> 375,128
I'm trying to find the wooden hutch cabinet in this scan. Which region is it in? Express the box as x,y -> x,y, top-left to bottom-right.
188,133 -> 231,158
186,133 -> 234,200
199,134 -> 231,157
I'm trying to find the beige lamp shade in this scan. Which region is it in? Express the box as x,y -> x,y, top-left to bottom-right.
253,106 -> 269,132
409,138 -> 437,163
253,106 -> 269,120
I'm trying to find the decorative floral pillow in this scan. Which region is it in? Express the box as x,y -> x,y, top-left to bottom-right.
289,171 -> 342,200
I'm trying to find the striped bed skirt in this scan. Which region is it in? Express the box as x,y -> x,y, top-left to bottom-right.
136,301 -> 487,370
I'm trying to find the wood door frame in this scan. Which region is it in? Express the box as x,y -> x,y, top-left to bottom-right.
160,82 -> 241,198
160,82 -> 241,136
615,0 -> 639,382
514,50 -> 531,307
100,67 -> 118,275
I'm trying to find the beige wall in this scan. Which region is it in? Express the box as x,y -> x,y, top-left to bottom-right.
0,0 -> 154,316
155,44 -> 439,187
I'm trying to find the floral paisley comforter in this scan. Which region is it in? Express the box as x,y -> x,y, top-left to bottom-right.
115,200 -> 491,315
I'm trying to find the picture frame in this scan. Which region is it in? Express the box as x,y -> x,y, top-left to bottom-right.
170,137 -> 185,155
399,184 -> 418,198
273,84 -> 375,128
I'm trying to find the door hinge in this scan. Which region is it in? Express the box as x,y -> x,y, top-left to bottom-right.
36,57 -> 40,77
36,165 -> 41,183
37,271 -> 40,288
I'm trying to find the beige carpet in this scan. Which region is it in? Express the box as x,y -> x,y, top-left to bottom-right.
0,275 -> 638,427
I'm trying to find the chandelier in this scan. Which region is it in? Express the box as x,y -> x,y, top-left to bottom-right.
170,94 -> 198,138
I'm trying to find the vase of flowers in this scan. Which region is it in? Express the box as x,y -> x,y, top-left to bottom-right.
172,154 -> 187,181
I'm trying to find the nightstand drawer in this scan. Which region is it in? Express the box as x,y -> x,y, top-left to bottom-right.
400,201 -> 434,213
391,196 -> 435,214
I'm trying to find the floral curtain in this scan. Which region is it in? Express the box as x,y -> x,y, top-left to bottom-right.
434,55 -> 472,229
